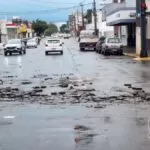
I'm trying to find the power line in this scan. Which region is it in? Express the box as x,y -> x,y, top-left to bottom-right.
28,0 -> 77,5
0,3 -> 92,15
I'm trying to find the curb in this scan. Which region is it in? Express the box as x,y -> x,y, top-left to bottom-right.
124,53 -> 150,61
133,57 -> 150,61
123,53 -> 137,58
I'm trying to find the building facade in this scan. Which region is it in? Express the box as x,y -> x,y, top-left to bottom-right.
86,11 -> 114,38
136,0 -> 150,55
0,18 -> 33,43
102,0 -> 136,46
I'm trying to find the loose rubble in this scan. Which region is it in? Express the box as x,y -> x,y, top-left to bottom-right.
0,75 -> 149,108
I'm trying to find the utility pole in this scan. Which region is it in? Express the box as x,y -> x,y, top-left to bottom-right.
0,29 -> 1,43
77,9 -> 79,23
76,9 -> 79,36
93,0 -> 98,36
73,14 -> 77,37
140,0 -> 148,57
80,3 -> 84,29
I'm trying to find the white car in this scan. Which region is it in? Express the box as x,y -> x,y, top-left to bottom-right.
4,39 -> 26,56
101,37 -> 123,55
45,39 -> 63,55
27,39 -> 37,48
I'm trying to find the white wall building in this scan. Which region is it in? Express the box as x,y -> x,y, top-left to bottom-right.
102,0 -> 136,47
86,11 -> 114,38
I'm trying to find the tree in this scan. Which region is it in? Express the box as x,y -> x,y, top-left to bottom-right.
44,24 -> 58,36
32,19 -> 48,36
84,9 -> 92,24
60,24 -> 68,33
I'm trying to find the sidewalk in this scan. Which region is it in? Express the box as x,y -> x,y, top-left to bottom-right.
123,47 -> 137,57
123,47 -> 150,61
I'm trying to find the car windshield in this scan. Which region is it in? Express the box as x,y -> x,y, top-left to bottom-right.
28,40 -> 35,43
108,38 -> 121,43
8,39 -> 20,44
47,40 -> 60,43
80,32 -> 96,38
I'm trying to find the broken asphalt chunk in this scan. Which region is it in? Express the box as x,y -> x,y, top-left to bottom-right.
74,125 -> 90,131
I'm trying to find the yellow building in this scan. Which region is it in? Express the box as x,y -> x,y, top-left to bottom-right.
17,24 -> 27,38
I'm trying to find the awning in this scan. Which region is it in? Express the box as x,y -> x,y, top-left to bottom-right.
107,19 -> 136,26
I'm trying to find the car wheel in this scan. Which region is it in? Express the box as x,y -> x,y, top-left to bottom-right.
98,49 -> 101,54
101,49 -> 104,55
119,50 -> 123,56
45,51 -> 48,55
24,50 -> 26,54
61,51 -> 63,55
9,52 -> 12,56
80,48 -> 84,51
96,48 -> 98,53
19,51 -> 22,55
4,52 -> 7,56
103,51 -> 107,56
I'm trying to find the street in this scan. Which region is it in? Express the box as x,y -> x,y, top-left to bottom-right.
0,38 -> 150,150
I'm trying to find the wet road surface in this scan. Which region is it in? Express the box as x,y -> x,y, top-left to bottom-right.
0,102 -> 150,150
0,38 -> 150,150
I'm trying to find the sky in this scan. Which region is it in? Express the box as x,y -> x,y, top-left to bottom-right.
0,0 -> 98,22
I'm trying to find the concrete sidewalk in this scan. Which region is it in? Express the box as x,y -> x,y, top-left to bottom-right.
123,47 -> 150,61
123,47 -> 137,57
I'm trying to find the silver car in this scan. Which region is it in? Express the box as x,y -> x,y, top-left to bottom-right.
4,39 -> 26,56
101,38 -> 123,56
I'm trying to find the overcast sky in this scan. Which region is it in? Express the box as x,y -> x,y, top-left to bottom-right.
0,0 -> 110,22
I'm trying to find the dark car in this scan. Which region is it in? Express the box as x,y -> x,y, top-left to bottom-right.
96,36 -> 105,54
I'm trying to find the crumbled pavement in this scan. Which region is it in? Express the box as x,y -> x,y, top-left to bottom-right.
0,75 -> 150,108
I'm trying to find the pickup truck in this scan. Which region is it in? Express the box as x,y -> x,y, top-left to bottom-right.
79,30 -> 99,51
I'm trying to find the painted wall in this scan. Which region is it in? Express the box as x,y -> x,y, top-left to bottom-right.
86,11 -> 114,38
106,9 -> 136,25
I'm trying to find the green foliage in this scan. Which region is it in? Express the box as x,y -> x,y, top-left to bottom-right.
32,19 -> 48,36
84,9 -> 92,24
44,24 -> 58,36
99,36 -> 105,41
60,24 -> 68,33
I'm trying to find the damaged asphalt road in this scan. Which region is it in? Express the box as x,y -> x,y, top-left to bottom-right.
0,38 -> 150,150
0,75 -> 150,106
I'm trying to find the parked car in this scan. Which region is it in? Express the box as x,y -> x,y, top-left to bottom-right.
4,39 -> 26,56
27,39 -> 37,48
79,30 -> 99,51
63,33 -> 71,39
101,37 -> 123,56
45,38 -> 63,55
96,36 -> 106,53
